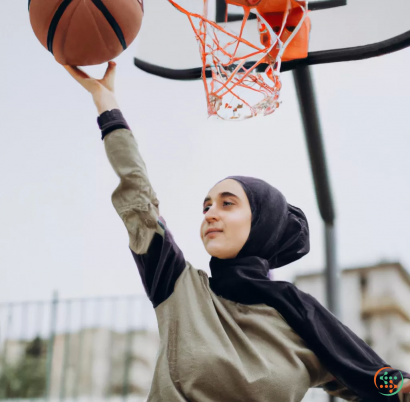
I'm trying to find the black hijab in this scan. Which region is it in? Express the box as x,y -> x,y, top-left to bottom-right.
209,176 -> 409,402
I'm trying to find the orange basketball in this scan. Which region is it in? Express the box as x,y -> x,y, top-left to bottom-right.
29,0 -> 144,66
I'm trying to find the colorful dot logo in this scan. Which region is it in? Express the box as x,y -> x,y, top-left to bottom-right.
374,367 -> 404,397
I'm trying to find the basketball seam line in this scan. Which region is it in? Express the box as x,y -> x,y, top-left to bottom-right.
91,0 -> 127,51
45,0 -> 127,57
47,0 -> 74,54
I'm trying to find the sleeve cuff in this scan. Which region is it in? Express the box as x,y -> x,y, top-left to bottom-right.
97,109 -> 130,140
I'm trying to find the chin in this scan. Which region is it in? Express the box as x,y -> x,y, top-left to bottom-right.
205,242 -> 235,259
205,242 -> 223,258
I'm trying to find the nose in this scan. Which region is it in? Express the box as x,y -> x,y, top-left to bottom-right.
205,203 -> 220,223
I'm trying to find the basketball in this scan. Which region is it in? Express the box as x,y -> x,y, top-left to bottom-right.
29,0 -> 144,66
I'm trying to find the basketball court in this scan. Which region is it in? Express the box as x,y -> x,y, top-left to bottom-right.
1,1 -> 410,401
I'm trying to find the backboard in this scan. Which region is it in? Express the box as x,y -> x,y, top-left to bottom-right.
134,0 -> 410,77
133,0 -> 410,119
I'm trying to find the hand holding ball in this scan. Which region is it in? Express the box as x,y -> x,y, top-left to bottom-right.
29,0 -> 144,66
63,61 -> 119,114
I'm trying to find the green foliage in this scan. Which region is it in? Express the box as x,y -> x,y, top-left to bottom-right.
0,337 -> 47,398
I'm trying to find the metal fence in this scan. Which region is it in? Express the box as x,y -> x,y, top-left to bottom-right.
0,292 -> 348,402
0,293 -> 157,402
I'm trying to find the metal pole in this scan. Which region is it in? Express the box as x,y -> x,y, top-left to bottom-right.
74,299 -> 86,401
325,224 -> 340,318
60,300 -> 72,402
20,302 -> 28,341
293,65 -> 341,402
105,298 -> 117,401
122,298 -> 133,402
216,0 -> 227,23
0,304 -> 13,399
35,301 -> 45,402
46,291 -> 59,401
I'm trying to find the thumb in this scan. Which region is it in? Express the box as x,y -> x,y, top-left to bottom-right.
102,61 -> 116,91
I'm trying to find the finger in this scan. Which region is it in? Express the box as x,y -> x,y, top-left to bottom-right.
101,61 -> 116,90
105,60 -> 116,74
63,65 -> 92,81
102,61 -> 116,87
63,65 -> 101,93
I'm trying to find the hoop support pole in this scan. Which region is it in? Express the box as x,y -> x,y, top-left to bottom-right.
292,64 -> 341,329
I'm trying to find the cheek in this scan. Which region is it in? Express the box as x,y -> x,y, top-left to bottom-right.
200,219 -> 206,240
225,211 -> 251,241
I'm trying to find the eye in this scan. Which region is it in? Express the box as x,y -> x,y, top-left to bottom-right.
203,201 -> 234,214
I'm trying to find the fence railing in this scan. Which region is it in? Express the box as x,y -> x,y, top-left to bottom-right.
0,292 -> 348,402
0,292 -> 157,401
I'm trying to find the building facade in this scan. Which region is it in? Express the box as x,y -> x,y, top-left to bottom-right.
295,262 -> 410,401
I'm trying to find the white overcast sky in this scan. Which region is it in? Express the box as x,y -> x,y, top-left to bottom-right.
1,0 -> 410,304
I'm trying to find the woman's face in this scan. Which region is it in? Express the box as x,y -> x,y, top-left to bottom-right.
200,179 -> 252,259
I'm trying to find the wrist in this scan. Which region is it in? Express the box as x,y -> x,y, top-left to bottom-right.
93,90 -> 119,115
97,109 -> 130,141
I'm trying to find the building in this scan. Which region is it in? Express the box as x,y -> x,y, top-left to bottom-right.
1,328 -> 159,401
296,262 -> 410,401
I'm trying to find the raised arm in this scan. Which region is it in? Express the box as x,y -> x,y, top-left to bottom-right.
63,62 -> 186,307
101,116 -> 161,255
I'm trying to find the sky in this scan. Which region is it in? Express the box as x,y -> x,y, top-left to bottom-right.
1,0 -> 410,304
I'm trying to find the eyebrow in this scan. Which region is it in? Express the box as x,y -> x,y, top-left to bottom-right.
203,192 -> 240,207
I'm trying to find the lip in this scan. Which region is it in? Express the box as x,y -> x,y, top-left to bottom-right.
205,228 -> 223,236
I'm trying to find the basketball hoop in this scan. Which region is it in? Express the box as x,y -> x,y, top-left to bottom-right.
168,0 -> 310,120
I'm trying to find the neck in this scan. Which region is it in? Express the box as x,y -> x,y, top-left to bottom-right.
210,256 -> 270,280
209,256 -> 272,304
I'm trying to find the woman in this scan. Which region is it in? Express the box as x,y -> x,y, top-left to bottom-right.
64,61 -> 410,402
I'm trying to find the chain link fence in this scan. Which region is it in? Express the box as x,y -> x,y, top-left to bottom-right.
0,293 -> 158,402
0,292 -> 343,402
